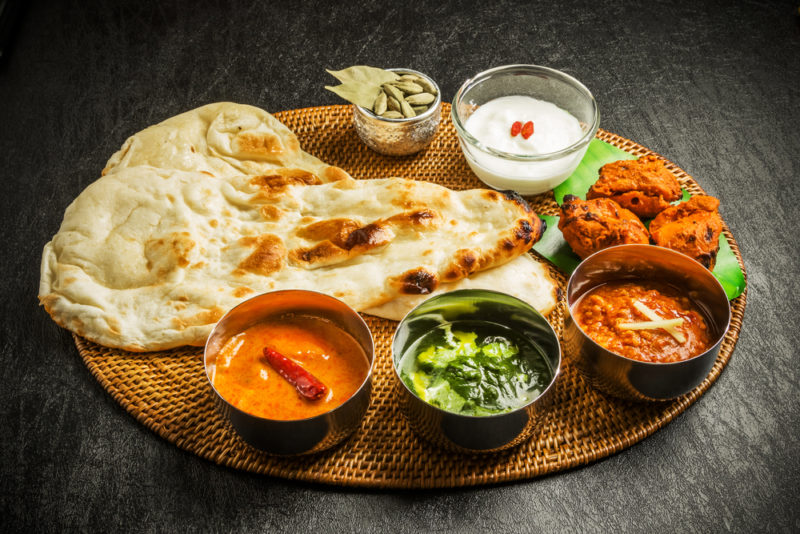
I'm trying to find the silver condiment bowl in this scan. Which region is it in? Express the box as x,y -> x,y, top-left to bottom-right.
391,289 -> 561,453
203,290 -> 374,455
353,68 -> 442,156
564,245 -> 731,401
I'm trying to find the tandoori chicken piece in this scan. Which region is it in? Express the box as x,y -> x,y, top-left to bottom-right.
649,195 -> 724,270
558,195 -> 650,259
587,155 -> 682,219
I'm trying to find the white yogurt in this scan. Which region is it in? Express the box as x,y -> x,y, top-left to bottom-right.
462,95 -> 587,194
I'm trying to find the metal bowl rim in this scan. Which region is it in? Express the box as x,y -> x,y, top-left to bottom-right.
203,289 -> 375,424
565,244 -> 733,367
390,288 -> 562,420
354,67 -> 442,122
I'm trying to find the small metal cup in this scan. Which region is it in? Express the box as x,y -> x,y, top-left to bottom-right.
353,68 -> 442,156
564,245 -> 731,401
391,289 -> 561,452
204,290 -> 374,455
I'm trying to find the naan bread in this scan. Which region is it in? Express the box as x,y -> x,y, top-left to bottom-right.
102,102 -> 350,183
40,102 -> 558,351
363,254 -> 558,320
40,164 -> 544,351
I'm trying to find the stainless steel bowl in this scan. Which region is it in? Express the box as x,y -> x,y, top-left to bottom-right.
353,68 -> 442,156
564,245 -> 731,401
391,289 -> 561,452
204,290 -> 374,455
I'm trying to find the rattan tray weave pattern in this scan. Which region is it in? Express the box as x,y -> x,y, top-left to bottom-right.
74,104 -> 747,488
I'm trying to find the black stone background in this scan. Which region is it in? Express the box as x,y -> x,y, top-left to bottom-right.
2,0 -> 798,532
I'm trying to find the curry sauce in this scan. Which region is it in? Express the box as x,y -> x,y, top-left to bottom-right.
210,315 -> 369,420
574,280 -> 713,363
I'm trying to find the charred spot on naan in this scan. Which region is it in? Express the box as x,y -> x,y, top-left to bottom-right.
385,209 -> 441,230
436,216 -> 546,283
392,267 -> 439,295
515,216 -> 546,245
322,166 -> 351,182
290,222 -> 396,269
232,286 -> 254,298
260,205 -> 284,222
343,222 -> 394,250
250,169 -> 322,200
144,232 -> 196,276
289,241 -> 350,268
498,190 -> 535,214
292,210 -> 437,269
237,234 -> 286,276
171,306 -> 226,331
390,180 -> 452,210
473,217 -> 545,269
477,189 -> 535,217
233,130 -> 299,163
441,249 -> 480,282
514,219 -> 536,244
296,218 -> 362,244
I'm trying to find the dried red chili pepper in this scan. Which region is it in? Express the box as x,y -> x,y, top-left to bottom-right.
510,121 -> 522,137
521,121 -> 534,139
262,347 -> 327,401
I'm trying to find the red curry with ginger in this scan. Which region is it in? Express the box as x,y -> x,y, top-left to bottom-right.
210,315 -> 369,420
573,280 -> 713,363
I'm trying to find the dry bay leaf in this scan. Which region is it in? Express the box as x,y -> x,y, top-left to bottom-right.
325,82 -> 383,108
326,65 -> 399,86
325,65 -> 400,108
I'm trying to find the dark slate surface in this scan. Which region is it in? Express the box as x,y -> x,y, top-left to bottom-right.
2,0 -> 798,532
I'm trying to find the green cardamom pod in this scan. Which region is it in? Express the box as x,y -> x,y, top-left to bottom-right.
373,91 -> 388,115
412,105 -> 429,114
400,100 -> 416,118
382,83 -> 406,103
392,82 -> 424,95
415,77 -> 438,95
387,95 -> 402,112
405,92 -> 435,105
398,74 -> 422,83
380,110 -> 404,119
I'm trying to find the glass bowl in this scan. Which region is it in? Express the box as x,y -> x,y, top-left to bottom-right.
451,64 -> 600,195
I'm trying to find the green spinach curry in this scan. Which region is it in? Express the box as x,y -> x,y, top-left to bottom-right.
398,321 -> 553,416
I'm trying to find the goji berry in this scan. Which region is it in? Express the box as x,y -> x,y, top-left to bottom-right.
521,121 -> 534,139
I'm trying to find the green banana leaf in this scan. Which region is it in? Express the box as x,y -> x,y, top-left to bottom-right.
534,215 -> 580,274
552,138 -> 636,204
533,140 -> 746,300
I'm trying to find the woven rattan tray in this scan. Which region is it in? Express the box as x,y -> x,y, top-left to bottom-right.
74,104 -> 747,488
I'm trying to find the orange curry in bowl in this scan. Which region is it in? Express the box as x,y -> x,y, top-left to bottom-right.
573,280 -> 714,363
209,315 -> 370,420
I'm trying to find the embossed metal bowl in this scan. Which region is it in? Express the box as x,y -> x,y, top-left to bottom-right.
391,289 -> 561,453
353,68 -> 442,156
203,290 -> 374,455
564,245 -> 731,401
